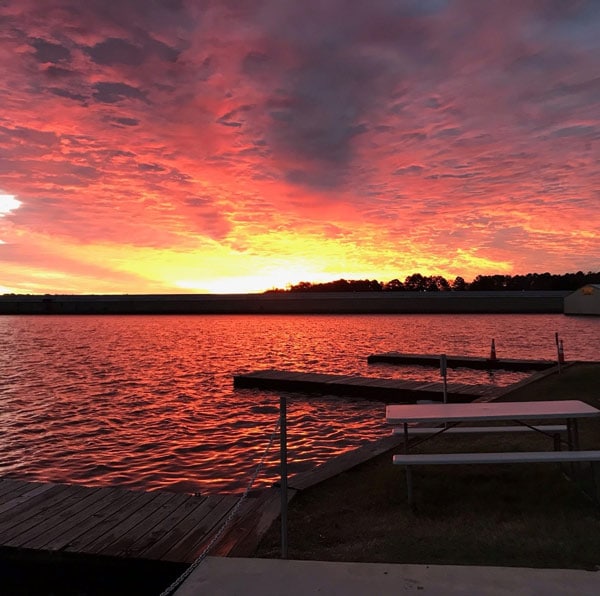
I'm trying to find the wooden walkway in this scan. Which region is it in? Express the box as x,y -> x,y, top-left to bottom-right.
0,478 -> 282,563
367,352 -> 555,371
233,369 -> 501,402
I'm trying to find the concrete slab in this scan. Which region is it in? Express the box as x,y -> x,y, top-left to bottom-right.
173,557 -> 600,596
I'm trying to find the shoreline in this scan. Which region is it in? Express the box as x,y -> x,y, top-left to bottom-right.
0,290 -> 569,315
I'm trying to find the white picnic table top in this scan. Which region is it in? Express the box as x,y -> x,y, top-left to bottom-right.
386,399 -> 600,425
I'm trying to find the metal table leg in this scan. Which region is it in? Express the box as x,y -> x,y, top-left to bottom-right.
404,422 -> 414,508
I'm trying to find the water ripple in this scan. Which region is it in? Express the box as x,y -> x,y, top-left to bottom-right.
0,313 -> 598,494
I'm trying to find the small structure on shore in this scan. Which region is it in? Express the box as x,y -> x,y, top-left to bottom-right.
564,285 -> 600,316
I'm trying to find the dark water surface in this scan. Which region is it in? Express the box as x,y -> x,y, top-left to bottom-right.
0,314 -> 598,493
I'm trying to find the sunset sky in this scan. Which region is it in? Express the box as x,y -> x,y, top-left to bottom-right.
0,0 -> 599,294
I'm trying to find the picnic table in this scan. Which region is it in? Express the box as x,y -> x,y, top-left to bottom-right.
385,400 -> 600,506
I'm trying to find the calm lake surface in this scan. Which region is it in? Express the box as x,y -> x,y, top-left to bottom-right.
0,313 -> 598,494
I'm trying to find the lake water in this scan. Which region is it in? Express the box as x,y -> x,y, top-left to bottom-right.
0,313 -> 598,494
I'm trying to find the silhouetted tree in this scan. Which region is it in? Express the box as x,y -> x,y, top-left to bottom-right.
404,273 -> 426,291
384,279 -> 405,291
423,275 -> 451,292
451,276 -> 468,291
276,271 -> 600,294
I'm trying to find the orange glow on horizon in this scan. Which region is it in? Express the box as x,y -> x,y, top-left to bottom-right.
0,2 -> 598,294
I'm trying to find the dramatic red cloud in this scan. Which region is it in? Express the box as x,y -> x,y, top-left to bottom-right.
0,0 -> 598,294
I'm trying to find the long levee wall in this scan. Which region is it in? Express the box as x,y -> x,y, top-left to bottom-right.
0,291 -> 569,315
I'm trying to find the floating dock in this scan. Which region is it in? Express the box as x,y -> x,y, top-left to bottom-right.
367,352 -> 556,371
233,369 -> 500,402
0,478 -> 281,563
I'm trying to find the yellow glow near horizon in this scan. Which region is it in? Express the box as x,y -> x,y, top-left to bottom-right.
0,223 -> 522,294
176,268 -> 341,294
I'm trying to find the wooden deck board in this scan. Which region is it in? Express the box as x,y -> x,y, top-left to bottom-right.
107,493 -> 196,559
0,478 -> 274,565
159,495 -> 241,563
7,485 -> 110,548
367,352 -> 555,371
208,490 -> 285,557
121,493 -> 205,559
139,494 -> 233,561
0,484 -> 75,535
0,481 -> 55,516
2,485 -> 101,546
0,478 -> 35,499
62,489 -> 161,554
40,487 -> 149,552
234,369 -> 497,403
82,491 -> 179,556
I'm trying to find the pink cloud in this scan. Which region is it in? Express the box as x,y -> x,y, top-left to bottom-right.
0,0 -> 599,293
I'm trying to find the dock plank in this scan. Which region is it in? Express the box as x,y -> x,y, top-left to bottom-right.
0,478 -> 283,565
159,494 -> 241,563
139,494 -> 234,561
62,489 -> 161,554
0,482 -> 55,516
0,483 -> 75,535
82,491 -> 178,556
234,369 -> 497,403
40,487 -> 150,552
1,485 -> 101,545
121,493 -> 204,558
208,489 -> 289,557
108,493 -> 195,559
7,485 -> 109,548
0,478 -> 34,499
367,352 -> 555,371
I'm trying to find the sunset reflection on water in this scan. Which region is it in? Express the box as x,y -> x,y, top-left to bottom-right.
0,314 -> 598,494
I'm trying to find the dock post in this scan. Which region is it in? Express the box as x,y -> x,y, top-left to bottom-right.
555,333 -> 562,374
440,354 -> 448,404
280,395 -> 288,559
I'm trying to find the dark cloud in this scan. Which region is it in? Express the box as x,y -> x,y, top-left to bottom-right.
49,87 -> 87,102
425,97 -> 442,109
434,127 -> 461,138
148,38 -> 181,63
195,56 -> 215,82
284,168 -> 339,190
86,38 -> 145,66
393,165 -> 424,175
242,51 -> 271,75
0,125 -> 58,147
44,66 -> 77,79
232,0 -> 450,191
217,105 -> 255,127
426,172 -> 477,180
112,117 -> 140,127
138,163 -> 166,172
30,38 -> 71,64
84,36 -> 181,67
549,125 -> 597,138
92,82 -> 146,103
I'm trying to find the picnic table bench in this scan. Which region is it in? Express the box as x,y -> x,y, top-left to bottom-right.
386,400 -> 600,506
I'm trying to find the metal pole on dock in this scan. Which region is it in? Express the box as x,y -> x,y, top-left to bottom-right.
440,353 -> 448,404
280,395 -> 288,559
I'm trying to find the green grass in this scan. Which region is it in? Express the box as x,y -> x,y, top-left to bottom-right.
254,363 -> 600,569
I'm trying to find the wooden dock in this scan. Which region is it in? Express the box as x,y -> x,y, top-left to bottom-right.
0,478 -> 282,563
233,369 -> 501,402
367,352 -> 556,371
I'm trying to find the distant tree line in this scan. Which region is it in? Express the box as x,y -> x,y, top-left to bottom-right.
266,271 -> 600,293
